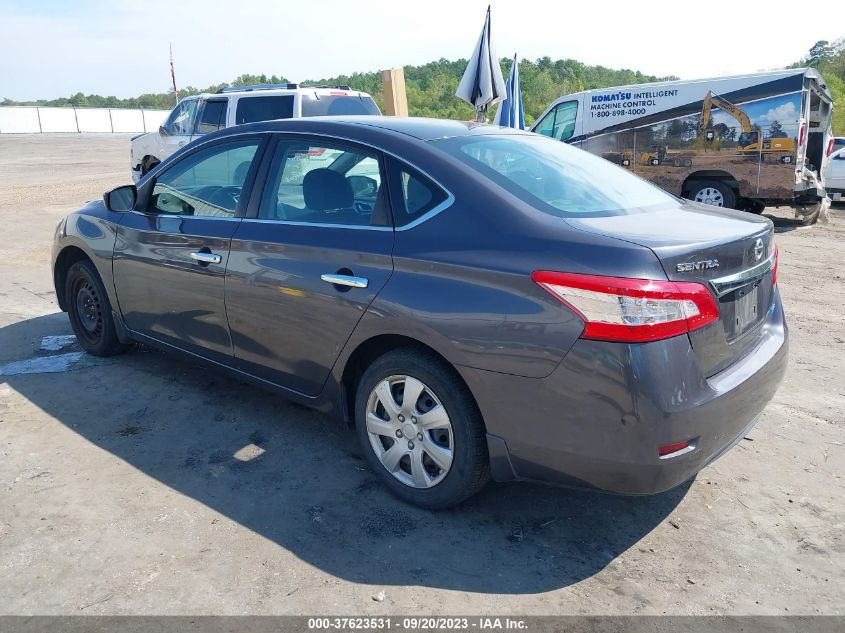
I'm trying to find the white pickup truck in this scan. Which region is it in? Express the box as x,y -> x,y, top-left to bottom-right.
130,84 -> 380,181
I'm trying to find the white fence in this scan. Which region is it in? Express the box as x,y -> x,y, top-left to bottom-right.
0,106 -> 170,134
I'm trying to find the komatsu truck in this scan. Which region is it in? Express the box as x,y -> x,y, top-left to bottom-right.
531,68 -> 834,222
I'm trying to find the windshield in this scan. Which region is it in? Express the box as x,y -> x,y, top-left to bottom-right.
432,134 -> 677,217
301,94 -> 381,117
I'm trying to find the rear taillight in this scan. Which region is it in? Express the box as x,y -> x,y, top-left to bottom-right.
799,123 -> 806,147
827,138 -> 835,157
531,271 -> 719,343
772,245 -> 779,286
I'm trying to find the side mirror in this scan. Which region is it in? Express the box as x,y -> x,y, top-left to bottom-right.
103,185 -> 137,212
346,175 -> 378,197
159,125 -> 169,137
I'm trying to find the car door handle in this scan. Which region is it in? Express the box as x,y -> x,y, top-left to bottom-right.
320,274 -> 369,288
190,251 -> 222,265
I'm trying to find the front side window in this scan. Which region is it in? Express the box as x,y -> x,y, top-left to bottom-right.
150,140 -> 260,217
195,99 -> 227,135
533,100 -> 578,142
162,99 -> 198,136
235,96 -> 294,125
259,139 -> 387,227
433,134 -> 675,217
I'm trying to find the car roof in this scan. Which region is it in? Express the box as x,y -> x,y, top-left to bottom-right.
214,116 -> 533,142
191,87 -> 372,99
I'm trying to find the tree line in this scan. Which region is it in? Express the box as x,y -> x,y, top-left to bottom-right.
0,59 -> 670,125
3,44 -> 843,133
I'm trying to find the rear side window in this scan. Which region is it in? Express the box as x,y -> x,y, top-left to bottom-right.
195,100 -> 227,135
235,96 -> 294,124
259,139 -> 387,227
301,94 -> 380,117
388,159 -> 449,226
533,100 -> 578,142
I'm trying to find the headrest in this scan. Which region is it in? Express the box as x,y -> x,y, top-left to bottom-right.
302,168 -> 353,211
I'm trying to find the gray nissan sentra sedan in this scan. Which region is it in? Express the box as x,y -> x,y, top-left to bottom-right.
51,117 -> 787,509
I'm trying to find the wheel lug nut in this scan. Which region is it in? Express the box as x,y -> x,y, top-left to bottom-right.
398,414 -> 405,422
417,433 -> 423,441
408,441 -> 414,449
411,416 -> 417,424
396,430 -> 403,438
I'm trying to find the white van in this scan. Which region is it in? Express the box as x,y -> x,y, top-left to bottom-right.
531,69 -> 834,218
130,84 -> 380,181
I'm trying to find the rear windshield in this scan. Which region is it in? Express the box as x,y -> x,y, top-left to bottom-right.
432,134 -> 676,217
301,94 -> 380,117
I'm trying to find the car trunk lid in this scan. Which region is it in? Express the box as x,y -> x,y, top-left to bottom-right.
565,202 -> 776,376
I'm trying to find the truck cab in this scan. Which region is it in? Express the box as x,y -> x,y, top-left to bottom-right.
130,84 -> 380,182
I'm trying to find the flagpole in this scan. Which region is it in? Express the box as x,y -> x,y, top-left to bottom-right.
170,43 -> 179,106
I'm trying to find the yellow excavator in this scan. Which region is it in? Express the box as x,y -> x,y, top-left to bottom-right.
699,90 -> 795,156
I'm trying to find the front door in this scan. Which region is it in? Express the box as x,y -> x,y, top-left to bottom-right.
159,98 -> 199,159
113,137 -> 263,361
225,136 -> 394,395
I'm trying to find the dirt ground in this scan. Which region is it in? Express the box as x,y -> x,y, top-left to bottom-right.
0,134 -> 843,615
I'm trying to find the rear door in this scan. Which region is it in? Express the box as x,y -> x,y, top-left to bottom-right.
225,135 -> 394,395
113,136 -> 265,361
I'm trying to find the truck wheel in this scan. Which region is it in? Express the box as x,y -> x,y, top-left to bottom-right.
688,180 -> 736,209
743,199 -> 766,215
141,156 -> 160,176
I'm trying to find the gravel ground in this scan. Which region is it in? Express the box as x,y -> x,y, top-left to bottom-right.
0,134 -> 843,615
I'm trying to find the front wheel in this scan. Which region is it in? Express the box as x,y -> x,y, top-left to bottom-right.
687,179 -> 736,209
140,156 -> 160,177
354,349 -> 490,509
65,260 -> 130,357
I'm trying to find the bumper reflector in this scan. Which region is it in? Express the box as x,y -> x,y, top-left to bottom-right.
659,439 -> 694,458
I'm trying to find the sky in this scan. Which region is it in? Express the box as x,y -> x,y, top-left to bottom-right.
1,0 -> 844,101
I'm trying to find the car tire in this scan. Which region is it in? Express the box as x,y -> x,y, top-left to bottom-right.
354,348 -> 490,509
65,259 -> 130,357
688,180 -> 736,209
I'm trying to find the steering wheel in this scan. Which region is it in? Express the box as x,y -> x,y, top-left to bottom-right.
207,186 -> 239,212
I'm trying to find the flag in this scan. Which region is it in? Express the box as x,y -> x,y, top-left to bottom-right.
170,43 -> 178,105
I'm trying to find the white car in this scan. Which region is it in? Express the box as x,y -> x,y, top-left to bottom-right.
130,84 -> 380,182
825,147 -> 845,203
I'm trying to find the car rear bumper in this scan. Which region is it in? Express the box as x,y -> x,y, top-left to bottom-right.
464,290 -> 788,494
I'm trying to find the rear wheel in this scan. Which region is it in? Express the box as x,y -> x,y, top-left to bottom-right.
354,349 -> 490,509
65,260 -> 129,357
687,179 -> 736,209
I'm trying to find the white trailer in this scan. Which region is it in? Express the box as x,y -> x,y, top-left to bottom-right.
531,68 -> 834,218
